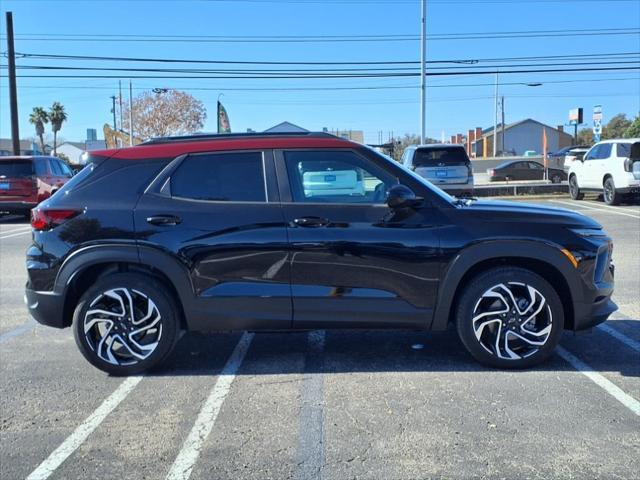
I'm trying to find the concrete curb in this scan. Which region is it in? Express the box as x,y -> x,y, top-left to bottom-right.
472,183 -> 568,197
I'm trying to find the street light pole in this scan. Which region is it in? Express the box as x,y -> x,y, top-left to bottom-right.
420,0 -> 426,145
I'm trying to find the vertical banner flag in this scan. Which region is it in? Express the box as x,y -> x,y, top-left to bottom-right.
218,101 -> 231,133
542,128 -> 548,181
593,105 -> 603,143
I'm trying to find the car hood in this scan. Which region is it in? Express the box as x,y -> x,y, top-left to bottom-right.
459,199 -> 601,228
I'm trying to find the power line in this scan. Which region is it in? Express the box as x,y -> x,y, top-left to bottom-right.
2,28 -> 638,43
3,65 -> 639,79
10,50 -> 639,66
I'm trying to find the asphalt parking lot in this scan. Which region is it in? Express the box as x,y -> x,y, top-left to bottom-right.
1,197 -> 638,480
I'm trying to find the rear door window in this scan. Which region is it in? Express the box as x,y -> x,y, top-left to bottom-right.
413,147 -> 469,167
170,151 -> 266,202
0,160 -> 34,177
34,158 -> 48,176
599,144 -> 612,159
49,159 -> 64,176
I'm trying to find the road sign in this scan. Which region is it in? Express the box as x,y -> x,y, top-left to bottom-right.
569,107 -> 583,125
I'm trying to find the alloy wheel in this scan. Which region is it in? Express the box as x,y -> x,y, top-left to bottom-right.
569,177 -> 578,196
604,180 -> 614,203
83,287 -> 163,366
471,282 -> 552,360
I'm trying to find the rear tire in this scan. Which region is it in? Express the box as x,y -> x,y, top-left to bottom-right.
569,175 -> 583,200
455,267 -> 564,369
603,177 -> 620,205
73,272 -> 180,375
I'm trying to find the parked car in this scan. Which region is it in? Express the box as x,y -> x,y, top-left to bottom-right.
563,147 -> 590,172
26,132 -> 615,374
487,160 -> 567,183
548,145 -> 589,159
569,138 -> 640,205
0,156 -> 74,217
401,144 -> 473,195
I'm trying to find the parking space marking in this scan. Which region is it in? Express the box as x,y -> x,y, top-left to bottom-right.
295,330 -> 326,480
0,229 -> 32,240
26,376 -> 144,480
582,200 -> 640,213
550,200 -> 640,219
557,346 -> 640,416
0,319 -> 36,344
166,332 -> 254,480
0,225 -> 31,235
597,324 -> 640,353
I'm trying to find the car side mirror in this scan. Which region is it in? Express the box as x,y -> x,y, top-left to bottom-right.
386,184 -> 422,209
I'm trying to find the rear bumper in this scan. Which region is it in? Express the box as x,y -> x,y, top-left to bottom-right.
25,287 -> 66,329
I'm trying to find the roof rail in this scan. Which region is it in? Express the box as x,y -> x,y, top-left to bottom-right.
140,131 -> 337,145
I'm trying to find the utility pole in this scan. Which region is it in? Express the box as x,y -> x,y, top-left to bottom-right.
493,71 -> 499,157
420,0 -> 427,145
128,80 -> 134,146
6,12 -> 20,155
110,95 -> 117,130
118,80 -> 123,131
500,96 -> 505,155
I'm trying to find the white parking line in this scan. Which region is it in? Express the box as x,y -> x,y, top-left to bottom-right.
0,229 -> 31,240
551,200 -> 640,219
295,330 -> 326,480
0,319 -> 36,344
0,225 -> 31,235
166,332 -> 254,480
26,376 -> 144,480
557,346 -> 640,417
583,200 -> 640,213
597,324 -> 640,353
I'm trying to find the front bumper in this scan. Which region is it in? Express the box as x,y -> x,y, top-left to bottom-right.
25,287 -> 67,328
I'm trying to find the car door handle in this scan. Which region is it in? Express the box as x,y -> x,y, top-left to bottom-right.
293,217 -> 329,228
146,215 -> 182,226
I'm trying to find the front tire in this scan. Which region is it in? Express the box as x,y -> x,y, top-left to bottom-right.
603,177 -> 620,205
455,267 -> 564,369
73,273 -> 180,375
569,175 -> 583,200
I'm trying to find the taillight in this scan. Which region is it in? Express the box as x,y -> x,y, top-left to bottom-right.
489,169 -> 495,177
31,208 -> 81,231
467,164 -> 473,177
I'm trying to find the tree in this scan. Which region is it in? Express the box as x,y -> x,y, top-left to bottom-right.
390,133 -> 439,161
123,90 -> 206,140
576,128 -> 595,146
602,113 -> 632,140
49,102 -> 68,156
28,107 -> 49,154
623,116 -> 640,138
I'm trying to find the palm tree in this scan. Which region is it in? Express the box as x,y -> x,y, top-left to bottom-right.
29,107 -> 49,154
49,102 -> 68,155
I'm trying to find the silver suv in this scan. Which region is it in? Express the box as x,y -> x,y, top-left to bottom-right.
401,144 -> 474,195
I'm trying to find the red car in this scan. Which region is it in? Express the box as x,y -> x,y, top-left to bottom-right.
0,156 -> 74,217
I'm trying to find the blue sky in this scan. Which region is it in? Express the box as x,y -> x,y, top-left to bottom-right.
1,0 -> 639,144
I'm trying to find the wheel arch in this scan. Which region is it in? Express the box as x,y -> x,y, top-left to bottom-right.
430,240 -> 582,331
56,244 -> 193,329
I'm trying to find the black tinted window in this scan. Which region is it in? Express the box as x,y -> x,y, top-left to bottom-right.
34,158 -> 48,175
58,160 -> 73,177
413,147 -> 469,167
171,152 -> 265,202
0,160 -> 33,177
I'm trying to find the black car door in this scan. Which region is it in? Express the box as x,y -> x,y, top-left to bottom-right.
275,148 -> 443,329
134,149 -> 292,331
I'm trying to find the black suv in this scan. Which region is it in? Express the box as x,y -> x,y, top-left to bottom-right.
25,133 -> 616,375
